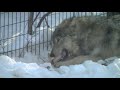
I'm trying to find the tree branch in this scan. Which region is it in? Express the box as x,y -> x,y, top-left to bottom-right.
37,12 -> 52,28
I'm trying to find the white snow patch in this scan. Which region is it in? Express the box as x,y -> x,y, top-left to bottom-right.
0,55 -> 120,78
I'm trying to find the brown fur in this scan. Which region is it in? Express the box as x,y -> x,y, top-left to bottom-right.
50,15 -> 120,67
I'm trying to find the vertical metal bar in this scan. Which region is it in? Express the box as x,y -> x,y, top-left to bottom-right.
39,12 -> 41,56
78,12 -> 80,17
76,12 -> 78,17
50,13 -> 53,47
91,12 -> 93,16
54,11 -> 57,47
70,12 -> 71,18
11,12 -> 13,57
66,12 -> 67,19
80,12 -> 82,17
15,12 -> 17,57
35,12 -> 37,55
103,12 -> 105,16
3,12 -> 5,54
31,13 -> 33,53
43,12 -> 45,50
34,12 -> 35,55
81,12 -> 82,17
73,12 -> 75,17
26,12 -> 28,52
19,12 -> 21,57
105,12 -> 107,16
62,12 -> 64,21
0,12 -> 1,45
89,12 -> 91,16
55,12 -> 56,28
0,12 -> 2,55
46,13 -> 48,50
59,12 -> 60,24
23,12 -> 25,57
102,12 -> 104,16
85,12 -> 87,16
7,12 -> 9,56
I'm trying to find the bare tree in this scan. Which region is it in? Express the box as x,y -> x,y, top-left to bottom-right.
37,12 -> 52,28
28,12 -> 34,35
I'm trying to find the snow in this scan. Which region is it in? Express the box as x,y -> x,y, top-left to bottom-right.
0,55 -> 120,78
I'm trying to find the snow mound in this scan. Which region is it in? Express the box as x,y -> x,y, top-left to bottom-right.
0,55 -> 120,78
0,55 -> 16,69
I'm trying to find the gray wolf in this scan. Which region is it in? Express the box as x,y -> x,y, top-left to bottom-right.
50,15 -> 120,67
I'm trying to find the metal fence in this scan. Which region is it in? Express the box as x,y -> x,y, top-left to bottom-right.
0,12 -> 107,58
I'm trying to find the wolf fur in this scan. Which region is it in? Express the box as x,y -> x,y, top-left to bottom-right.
50,15 -> 120,67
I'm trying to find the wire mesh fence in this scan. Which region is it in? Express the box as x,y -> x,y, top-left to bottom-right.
0,12 -> 107,58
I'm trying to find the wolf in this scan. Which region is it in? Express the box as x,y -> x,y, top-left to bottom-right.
50,15 -> 120,67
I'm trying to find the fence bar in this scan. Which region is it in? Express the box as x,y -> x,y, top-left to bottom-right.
7,12 -> 9,56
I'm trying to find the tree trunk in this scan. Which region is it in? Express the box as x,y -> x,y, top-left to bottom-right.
28,12 -> 34,35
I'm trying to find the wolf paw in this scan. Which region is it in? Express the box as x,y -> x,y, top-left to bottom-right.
53,61 -> 63,68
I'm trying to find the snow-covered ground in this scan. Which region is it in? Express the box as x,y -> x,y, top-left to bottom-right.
0,55 -> 120,78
